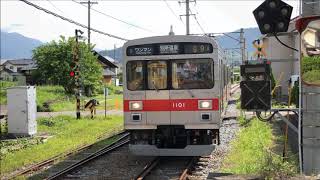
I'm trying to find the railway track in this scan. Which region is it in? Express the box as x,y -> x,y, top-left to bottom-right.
135,156 -> 197,180
46,132 -> 130,179
4,130 -> 127,179
230,83 -> 240,95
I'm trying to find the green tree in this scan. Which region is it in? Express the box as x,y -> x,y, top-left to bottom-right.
32,36 -> 103,94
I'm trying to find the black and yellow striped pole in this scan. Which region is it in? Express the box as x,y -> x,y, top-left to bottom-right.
74,29 -> 83,119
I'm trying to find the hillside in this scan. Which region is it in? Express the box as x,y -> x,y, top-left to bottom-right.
216,27 -> 261,53
0,27 -> 261,61
99,27 -> 261,62
1,31 -> 43,59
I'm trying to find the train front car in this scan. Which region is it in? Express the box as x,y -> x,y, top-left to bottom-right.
123,35 -> 223,156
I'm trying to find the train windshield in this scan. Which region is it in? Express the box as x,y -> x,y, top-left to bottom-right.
126,61 -> 144,90
147,61 -> 167,90
172,59 -> 214,89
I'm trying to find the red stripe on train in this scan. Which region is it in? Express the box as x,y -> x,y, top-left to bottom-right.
124,98 -> 219,112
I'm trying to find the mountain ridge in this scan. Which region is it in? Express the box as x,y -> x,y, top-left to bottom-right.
1,27 -> 261,61
1,31 -> 43,59
99,27 -> 261,62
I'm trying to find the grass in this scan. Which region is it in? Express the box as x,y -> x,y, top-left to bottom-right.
0,115 -> 123,175
303,70 -> 320,84
222,118 -> 297,178
0,81 -> 17,104
36,85 -> 72,110
94,94 -> 123,110
1,83 -> 123,111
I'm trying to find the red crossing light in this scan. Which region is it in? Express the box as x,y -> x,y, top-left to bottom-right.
70,71 -> 75,77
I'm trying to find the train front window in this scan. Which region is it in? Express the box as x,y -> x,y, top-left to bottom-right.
127,61 -> 144,91
147,61 -> 167,90
172,59 -> 214,89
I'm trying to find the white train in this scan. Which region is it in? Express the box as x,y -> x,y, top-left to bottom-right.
123,35 -> 231,156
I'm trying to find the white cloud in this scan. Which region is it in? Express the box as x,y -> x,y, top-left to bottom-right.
1,0 -> 300,50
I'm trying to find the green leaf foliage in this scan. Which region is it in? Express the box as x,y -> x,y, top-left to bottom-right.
32,36 -> 103,94
302,56 -> 320,72
302,56 -> 320,84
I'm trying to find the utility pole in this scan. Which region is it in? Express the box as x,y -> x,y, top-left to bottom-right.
240,28 -> 246,63
80,0 -> 98,45
179,0 -> 195,35
113,44 -> 116,60
74,29 -> 84,119
186,0 -> 190,35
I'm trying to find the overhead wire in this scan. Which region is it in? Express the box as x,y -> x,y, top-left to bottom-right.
46,0 -> 64,14
163,0 -> 185,25
189,8 -> 206,34
189,5 -> 206,34
19,0 -> 128,41
71,0 -> 155,34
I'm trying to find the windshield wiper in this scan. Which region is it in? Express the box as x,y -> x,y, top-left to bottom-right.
152,80 -> 159,92
188,89 -> 195,97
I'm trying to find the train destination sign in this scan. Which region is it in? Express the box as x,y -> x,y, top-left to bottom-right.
126,42 -> 213,56
159,44 -> 179,54
128,46 -> 153,55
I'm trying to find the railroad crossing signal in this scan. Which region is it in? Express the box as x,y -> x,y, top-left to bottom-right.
253,39 -> 267,58
240,62 -> 271,111
70,71 -> 75,77
253,0 -> 293,34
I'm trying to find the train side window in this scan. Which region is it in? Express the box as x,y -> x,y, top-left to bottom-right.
147,61 -> 167,90
126,61 -> 144,91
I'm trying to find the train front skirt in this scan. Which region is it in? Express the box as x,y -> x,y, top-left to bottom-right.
129,144 -> 216,156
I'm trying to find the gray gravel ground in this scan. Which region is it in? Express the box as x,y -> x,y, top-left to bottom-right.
189,90 -> 241,180
61,144 -> 155,180
145,157 -> 193,180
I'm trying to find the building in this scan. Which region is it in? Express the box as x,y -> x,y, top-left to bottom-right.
262,18 -> 300,95
0,59 -> 35,84
2,59 -> 36,73
92,51 -> 118,84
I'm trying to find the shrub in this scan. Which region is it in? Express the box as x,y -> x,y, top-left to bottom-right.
303,70 -> 320,84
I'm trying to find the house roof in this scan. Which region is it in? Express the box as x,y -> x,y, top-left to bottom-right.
5,59 -> 35,65
92,51 -> 118,68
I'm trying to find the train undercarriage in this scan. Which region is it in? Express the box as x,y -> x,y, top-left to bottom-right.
129,126 -> 219,156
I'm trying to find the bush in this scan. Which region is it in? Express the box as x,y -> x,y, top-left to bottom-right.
37,104 -> 53,112
303,70 -> 320,84
103,84 -> 122,95
302,56 -> 320,72
302,56 -> 320,84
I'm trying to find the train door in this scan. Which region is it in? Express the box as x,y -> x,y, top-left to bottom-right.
145,60 -> 170,125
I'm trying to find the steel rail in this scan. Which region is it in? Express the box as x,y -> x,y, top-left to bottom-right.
135,156 -> 197,180
46,132 -> 130,180
179,157 -> 197,180
5,131 -> 126,179
230,84 -> 240,94
134,157 -> 160,180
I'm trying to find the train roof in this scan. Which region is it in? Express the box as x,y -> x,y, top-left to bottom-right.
123,35 -> 219,49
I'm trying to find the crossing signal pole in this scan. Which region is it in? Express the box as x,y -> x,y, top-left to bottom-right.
73,29 -> 84,119
80,0 -> 98,45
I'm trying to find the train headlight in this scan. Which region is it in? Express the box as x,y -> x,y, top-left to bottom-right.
198,100 -> 212,109
129,101 -> 143,110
